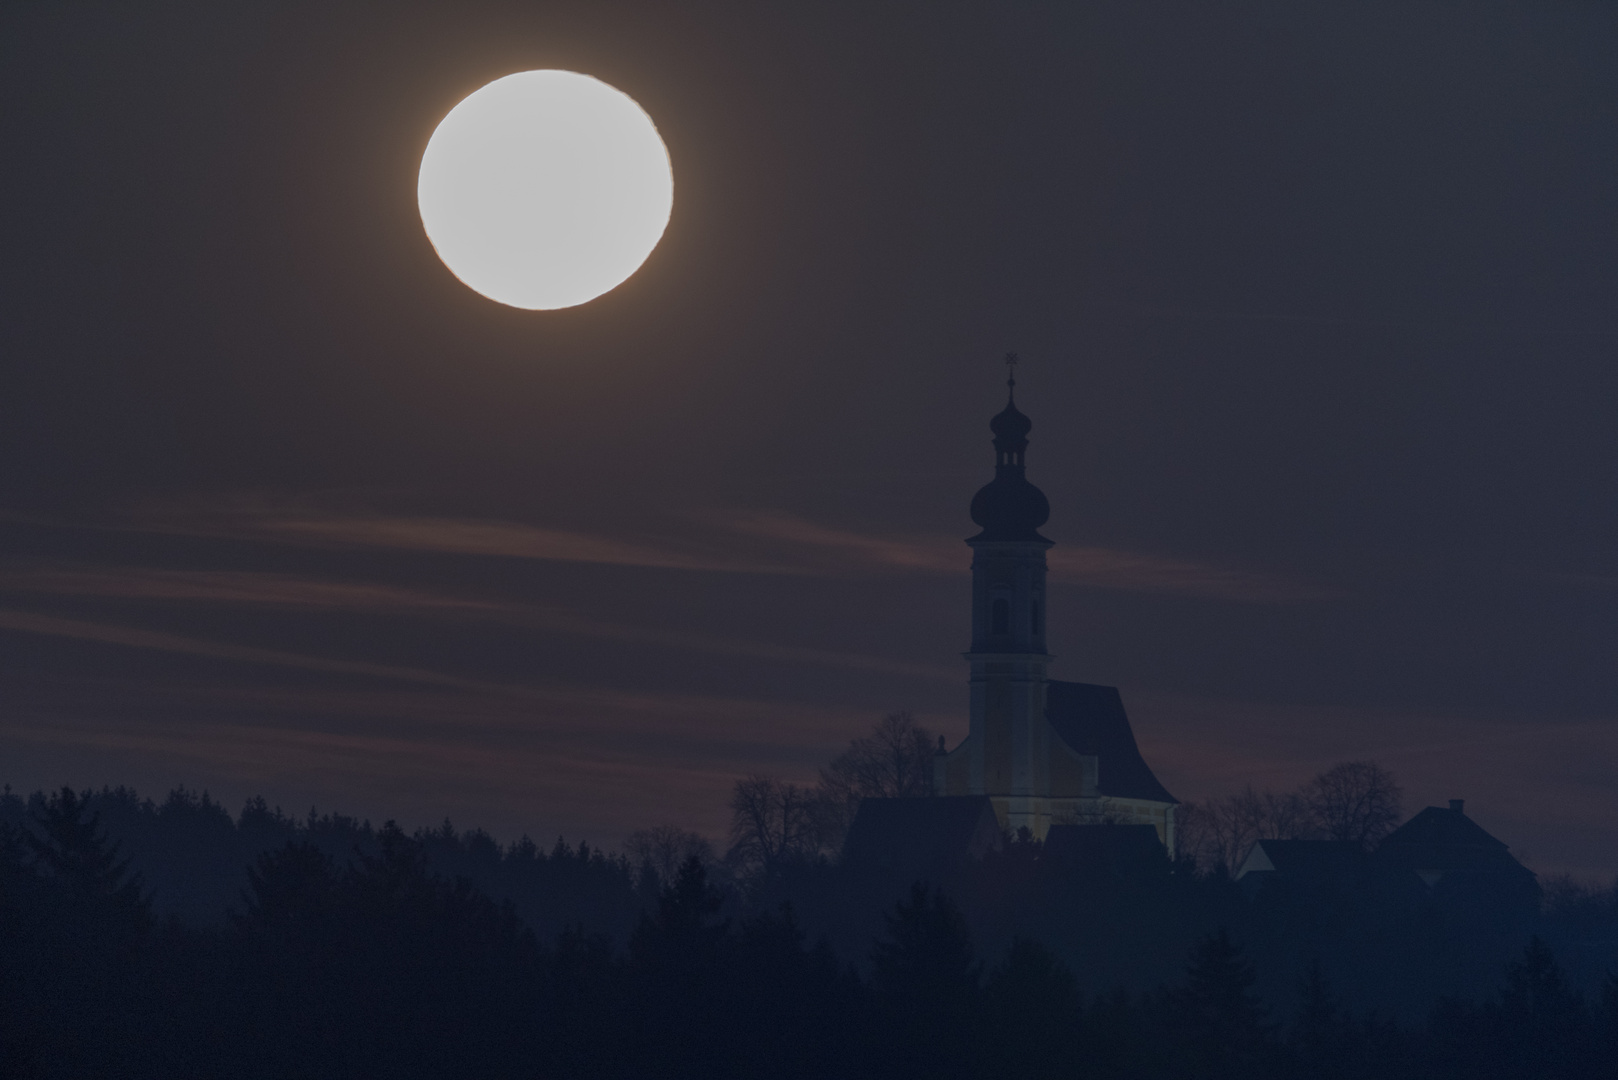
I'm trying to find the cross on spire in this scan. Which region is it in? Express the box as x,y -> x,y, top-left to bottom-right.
1005,352 -> 1019,400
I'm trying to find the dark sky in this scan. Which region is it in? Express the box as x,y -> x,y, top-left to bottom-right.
3,0 -> 1616,877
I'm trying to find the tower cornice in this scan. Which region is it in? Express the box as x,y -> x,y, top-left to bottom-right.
965,536 -> 1054,550
962,652 -> 1054,663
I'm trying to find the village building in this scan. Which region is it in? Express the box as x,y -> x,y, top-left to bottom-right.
842,374 -> 1540,929
928,372 -> 1177,845
845,371 -> 1178,862
1235,799 -> 1539,921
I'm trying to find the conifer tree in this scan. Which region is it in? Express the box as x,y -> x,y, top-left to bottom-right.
625,856 -> 735,1080
1494,936 -> 1590,1078
1291,959 -> 1347,1079
26,786 -> 149,927
983,938 -> 1081,1078
1171,929 -> 1275,1078
869,884 -> 980,1080
19,788 -> 154,1077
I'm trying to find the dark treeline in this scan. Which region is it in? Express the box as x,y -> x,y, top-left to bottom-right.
727,715 -> 1618,1018
0,783 -> 643,942
4,785 -> 1618,1078
761,823 -> 1618,1026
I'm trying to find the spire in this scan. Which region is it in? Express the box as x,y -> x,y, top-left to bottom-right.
989,353 -> 1033,470
969,354 -> 1050,543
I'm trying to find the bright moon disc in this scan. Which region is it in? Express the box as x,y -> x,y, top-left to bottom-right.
417,71 -> 673,310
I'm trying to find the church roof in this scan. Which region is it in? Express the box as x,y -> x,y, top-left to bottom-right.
841,795 -> 1001,871
1044,681 -> 1177,804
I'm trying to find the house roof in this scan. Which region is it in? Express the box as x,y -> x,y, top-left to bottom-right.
1044,681 -> 1177,804
1381,805 -> 1507,850
1376,805 -> 1533,877
841,795 -> 1000,871
1238,839 -> 1367,880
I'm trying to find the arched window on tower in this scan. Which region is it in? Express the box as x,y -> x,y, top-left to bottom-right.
991,598 -> 1009,636
1032,600 -> 1043,636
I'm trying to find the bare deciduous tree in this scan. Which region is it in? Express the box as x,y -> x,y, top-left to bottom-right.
824,710 -> 936,799
624,825 -> 715,889
814,710 -> 936,849
726,775 -> 820,874
1179,785 -> 1315,872
1540,873 -> 1618,926
1302,761 -> 1402,850
1254,787 -> 1314,842
1172,800 -> 1211,865
1178,762 -> 1405,871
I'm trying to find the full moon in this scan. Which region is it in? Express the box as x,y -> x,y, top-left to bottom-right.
417,71 -> 673,310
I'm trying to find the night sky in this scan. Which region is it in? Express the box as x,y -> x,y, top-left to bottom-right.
3,0 -> 1616,878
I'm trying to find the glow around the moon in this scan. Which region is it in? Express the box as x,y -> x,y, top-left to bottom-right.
417,71 -> 673,310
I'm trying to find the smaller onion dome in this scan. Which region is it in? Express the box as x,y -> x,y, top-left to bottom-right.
968,361 -> 1051,543
989,399 -> 1032,445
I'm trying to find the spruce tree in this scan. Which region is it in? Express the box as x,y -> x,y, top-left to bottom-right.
869,884 -> 980,1080
1171,929 -> 1275,1078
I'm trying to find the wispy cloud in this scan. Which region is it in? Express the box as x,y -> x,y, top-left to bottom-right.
0,662 -> 859,763
717,512 -> 964,574
0,606 -> 530,697
128,500 -> 804,576
0,605 -> 944,712
9,497 -> 1335,604
0,703 -> 801,846
0,603 -> 749,838
0,626 -> 880,844
248,513 -> 792,574
0,563 -> 957,682
1045,547 -> 1336,603
0,564 -> 502,612
720,510 -> 1334,603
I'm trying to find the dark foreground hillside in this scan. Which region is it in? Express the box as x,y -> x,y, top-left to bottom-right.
3,784 -> 1616,1079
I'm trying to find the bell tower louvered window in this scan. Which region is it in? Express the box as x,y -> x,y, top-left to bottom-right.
991,597 -> 1009,636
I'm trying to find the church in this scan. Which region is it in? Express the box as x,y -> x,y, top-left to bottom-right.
846,370 -> 1179,864
931,371 -> 1178,848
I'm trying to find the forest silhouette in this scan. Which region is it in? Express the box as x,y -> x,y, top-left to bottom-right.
2,772 -> 1616,1078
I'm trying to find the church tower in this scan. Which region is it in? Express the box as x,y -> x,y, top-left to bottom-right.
934,362 -> 1179,846
962,364 -> 1053,836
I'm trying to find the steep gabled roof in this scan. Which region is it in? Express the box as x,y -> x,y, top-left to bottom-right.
1381,805 -> 1508,851
1044,681 -> 1177,803
1377,805 -> 1532,876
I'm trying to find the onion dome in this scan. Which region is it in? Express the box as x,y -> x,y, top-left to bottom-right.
968,363 -> 1051,543
989,399 -> 1033,445
969,472 -> 1050,542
